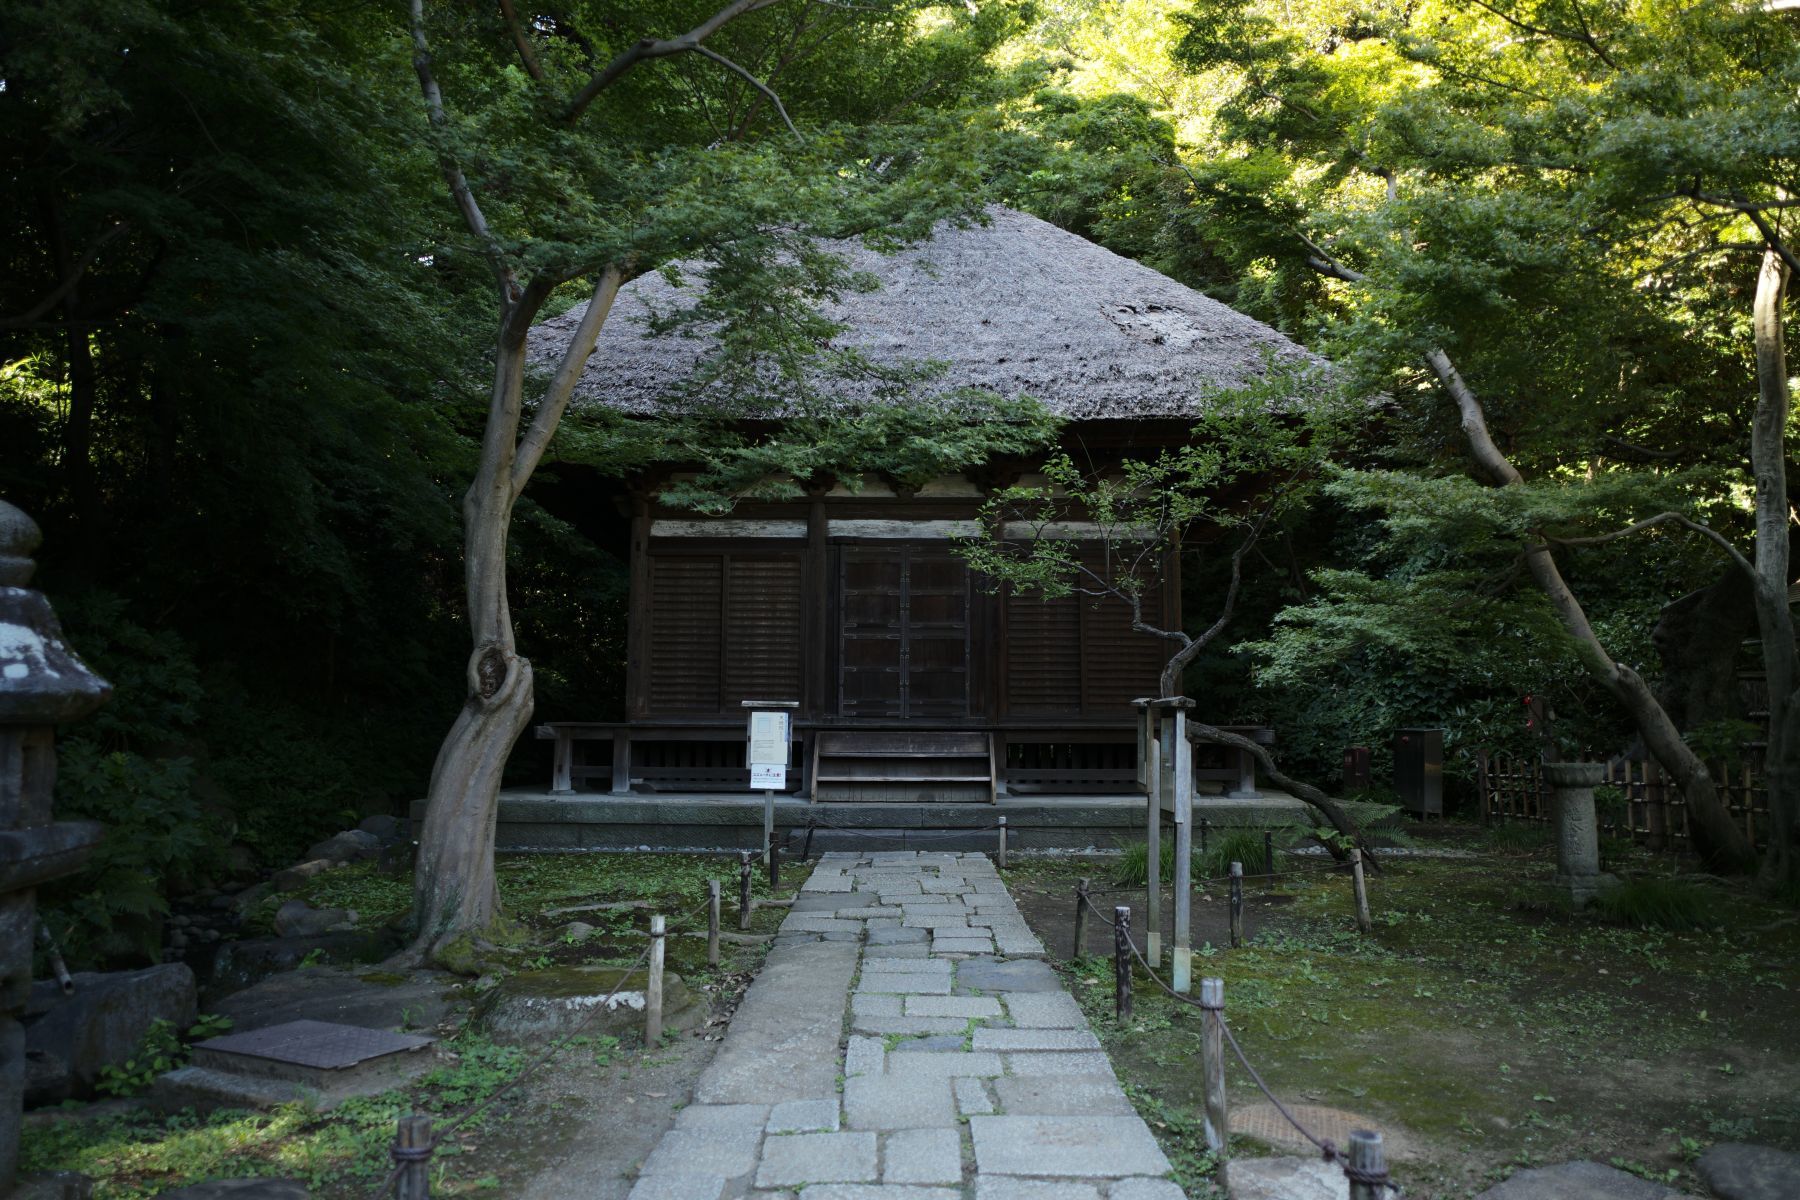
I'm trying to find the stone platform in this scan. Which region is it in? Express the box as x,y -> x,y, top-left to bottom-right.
454,790 -> 1336,853
625,851 -> 1184,1199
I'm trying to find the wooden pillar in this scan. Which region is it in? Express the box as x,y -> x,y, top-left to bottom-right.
551,729 -> 573,794
805,490 -> 831,724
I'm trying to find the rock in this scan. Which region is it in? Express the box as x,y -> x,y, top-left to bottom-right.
155,1177 -> 310,1198
1696,1143 -> 1800,1200
209,965 -> 467,1034
1474,1161 -> 1686,1199
476,966 -> 705,1044
357,814 -> 402,842
270,860 -> 336,894
231,880 -> 274,916
302,829 -> 381,865
22,964 -> 197,1104
207,930 -> 405,995
560,921 -> 598,943
1228,1156 -> 1346,1200
273,901 -> 354,939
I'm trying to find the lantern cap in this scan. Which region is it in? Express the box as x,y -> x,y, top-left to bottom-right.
0,501 -> 111,724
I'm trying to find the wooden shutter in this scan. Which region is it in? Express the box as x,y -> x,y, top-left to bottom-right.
1004,588 -> 1080,715
724,557 -> 804,704
648,555 -> 723,713
1080,590 -> 1166,713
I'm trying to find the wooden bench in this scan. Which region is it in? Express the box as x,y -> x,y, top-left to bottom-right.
1190,724 -> 1276,798
810,730 -> 996,803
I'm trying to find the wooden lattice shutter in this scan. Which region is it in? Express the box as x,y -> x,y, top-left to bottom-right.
723,556 -> 804,704
1004,587 -> 1080,715
1079,589 -> 1167,713
647,555 -> 724,713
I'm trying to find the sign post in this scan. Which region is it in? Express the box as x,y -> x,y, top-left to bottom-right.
743,700 -> 799,869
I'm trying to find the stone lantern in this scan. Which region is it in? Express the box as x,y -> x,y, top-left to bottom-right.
1541,761 -> 1615,904
0,500 -> 110,1194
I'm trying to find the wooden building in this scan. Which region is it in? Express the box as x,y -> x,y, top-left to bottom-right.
530,208 -> 1320,801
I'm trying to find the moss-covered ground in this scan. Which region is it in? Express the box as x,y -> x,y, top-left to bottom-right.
21,851 -> 799,1198
1002,826 -> 1800,1198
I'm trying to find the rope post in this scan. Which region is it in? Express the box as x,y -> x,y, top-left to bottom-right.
706,879 -> 721,968
1200,816 -> 1209,856
1228,861 -> 1244,948
1351,848 -> 1372,934
1264,830 -> 1276,882
769,837 -> 781,890
1113,906 -> 1133,1024
645,914 -> 666,1045
1347,1129 -> 1388,1200
738,850 -> 754,932
997,816 -> 1008,869
1198,978 -> 1229,1189
1073,878 -> 1091,960
802,818 -> 816,862
392,1113 -> 433,1200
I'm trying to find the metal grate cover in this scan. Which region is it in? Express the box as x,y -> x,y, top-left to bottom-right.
196,1019 -> 435,1071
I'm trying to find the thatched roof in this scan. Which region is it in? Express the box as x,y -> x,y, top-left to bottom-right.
532,206 -> 1324,420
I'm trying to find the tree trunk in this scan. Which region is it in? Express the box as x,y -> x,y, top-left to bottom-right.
1429,350 -> 1758,872
1652,567 -> 1756,733
409,333 -> 534,962
1188,722 -> 1363,861
1751,249 -> 1800,890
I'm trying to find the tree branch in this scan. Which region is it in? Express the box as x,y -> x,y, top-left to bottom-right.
1542,511 -> 1754,577
560,0 -> 787,123
411,0 -> 519,301
0,221 -> 130,329
691,45 -> 801,137
511,266 -> 627,501
498,0 -> 546,80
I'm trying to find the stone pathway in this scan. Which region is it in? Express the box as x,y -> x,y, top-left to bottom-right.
626,850 -> 1183,1200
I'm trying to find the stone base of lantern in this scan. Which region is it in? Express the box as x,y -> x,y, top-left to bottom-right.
1552,869 -> 1619,906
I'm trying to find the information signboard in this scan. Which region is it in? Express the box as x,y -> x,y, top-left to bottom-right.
750,763 -> 788,790
747,711 -> 790,768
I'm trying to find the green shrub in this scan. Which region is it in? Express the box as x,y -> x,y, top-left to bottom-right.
1595,877 -> 1714,930
97,1013 -> 233,1097
1111,827 -> 1294,887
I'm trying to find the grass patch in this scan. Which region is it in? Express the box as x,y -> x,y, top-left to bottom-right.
1111,829 -> 1294,888
1594,876 -> 1715,931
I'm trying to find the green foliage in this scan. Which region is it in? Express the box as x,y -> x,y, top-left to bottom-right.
97,1014 -> 233,1097
1111,827 -> 1294,886
1595,877 -> 1716,932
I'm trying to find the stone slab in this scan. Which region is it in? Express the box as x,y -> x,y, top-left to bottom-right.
972,1028 -> 1101,1052
696,940 -> 858,1105
991,1075 -> 1134,1117
954,959 -> 1063,993
905,996 -> 1002,1019
856,975 -> 953,995
770,1098 -> 842,1134
756,1133 -> 879,1187
1002,1052 -> 1115,1076
639,1128 -> 762,1178
969,1115 -> 1171,1178
1002,994 -> 1087,1029
884,1051 -> 1003,1078
954,1077 -> 995,1116
973,1182 -> 1101,1200
882,1127 -> 963,1184
1227,1157 -> 1344,1200
1108,1181 -> 1186,1200
844,1073 -> 959,1130
1473,1161 -> 1685,1200
627,1175 -> 729,1200
676,1104 -> 771,1133
799,1188 -> 959,1200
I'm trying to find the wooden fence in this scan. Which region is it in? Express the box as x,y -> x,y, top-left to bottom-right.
1474,750 -> 1769,851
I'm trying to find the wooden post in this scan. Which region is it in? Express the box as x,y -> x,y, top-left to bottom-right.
1263,830 -> 1276,881
393,1113 -> 433,1200
1199,977 -> 1229,1189
1228,861 -> 1243,948
1073,878 -> 1090,960
769,838 -> 781,890
1171,709 -> 1193,995
997,816 -> 1008,869
1346,1129 -> 1387,1200
1114,906 -> 1132,1023
763,790 -> 775,868
645,914 -> 665,1045
706,879 -> 721,967
1199,816 -> 1209,856
738,850 -> 753,931
1144,718 -> 1162,964
551,728 -> 574,794
1351,848 -> 1372,933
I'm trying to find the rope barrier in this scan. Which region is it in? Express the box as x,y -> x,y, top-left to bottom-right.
1098,907 -> 1400,1196
365,892 -> 716,1198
